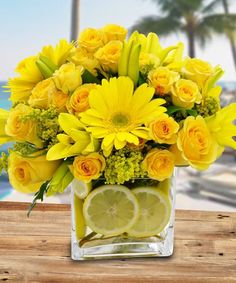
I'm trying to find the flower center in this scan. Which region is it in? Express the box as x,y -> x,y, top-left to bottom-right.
111,112 -> 130,128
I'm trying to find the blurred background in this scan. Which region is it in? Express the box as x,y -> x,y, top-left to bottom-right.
0,0 -> 236,211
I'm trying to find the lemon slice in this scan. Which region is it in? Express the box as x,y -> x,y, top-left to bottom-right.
128,187 -> 171,237
74,193 -> 86,239
72,179 -> 92,199
83,185 -> 139,236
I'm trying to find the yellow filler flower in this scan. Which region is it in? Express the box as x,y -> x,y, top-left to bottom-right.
80,76 -> 166,156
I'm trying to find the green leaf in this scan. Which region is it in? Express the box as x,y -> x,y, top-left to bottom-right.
82,69 -> 100,84
186,108 -> 198,117
27,181 -> 50,217
36,60 -> 54,79
166,105 -> 183,115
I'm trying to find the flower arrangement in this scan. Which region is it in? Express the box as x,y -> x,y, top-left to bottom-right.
0,24 -> 236,252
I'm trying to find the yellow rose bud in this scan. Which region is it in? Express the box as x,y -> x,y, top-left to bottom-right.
102,24 -> 127,42
143,149 -> 175,181
70,47 -> 99,76
78,28 -> 105,53
8,151 -> 60,193
67,84 -> 97,116
5,104 -> 42,147
177,116 -> 220,170
183,58 -> 213,89
171,79 -> 201,109
53,63 -> 83,94
148,67 -> 179,96
94,41 -> 123,73
71,153 -> 105,183
149,114 -> 179,144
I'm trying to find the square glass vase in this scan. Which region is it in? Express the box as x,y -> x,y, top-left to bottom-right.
71,175 -> 176,260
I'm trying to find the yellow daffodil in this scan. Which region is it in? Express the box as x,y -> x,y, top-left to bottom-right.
47,113 -> 98,160
80,76 -> 166,156
206,103 -> 236,150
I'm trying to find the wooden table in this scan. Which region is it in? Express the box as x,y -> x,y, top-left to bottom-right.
0,202 -> 235,282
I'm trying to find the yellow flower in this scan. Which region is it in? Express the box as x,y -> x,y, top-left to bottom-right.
149,113 -> 179,144
171,79 -> 201,109
80,77 -> 166,156
47,113 -> 97,160
102,24 -> 127,42
205,103 -> 236,150
53,63 -> 83,94
78,28 -> 105,53
70,47 -> 99,76
94,40 -> 123,73
0,109 -> 13,145
70,152 -> 105,182
163,42 -> 184,70
177,116 -> 222,170
169,143 -> 189,166
67,84 -> 97,116
148,67 -> 179,95
142,149 -> 175,181
5,104 -> 43,148
29,78 -> 68,111
139,52 -> 160,74
6,56 -> 43,102
40,39 -> 75,67
8,151 -> 60,194
183,58 -> 213,89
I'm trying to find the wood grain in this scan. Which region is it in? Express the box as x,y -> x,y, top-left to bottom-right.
0,201 -> 235,282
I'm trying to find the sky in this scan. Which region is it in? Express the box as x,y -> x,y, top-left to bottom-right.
0,0 -> 236,81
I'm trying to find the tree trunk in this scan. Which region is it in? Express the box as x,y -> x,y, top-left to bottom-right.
222,0 -> 236,71
187,30 -> 195,58
70,0 -> 80,42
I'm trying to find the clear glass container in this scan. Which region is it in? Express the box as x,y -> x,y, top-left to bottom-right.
71,173 -> 176,260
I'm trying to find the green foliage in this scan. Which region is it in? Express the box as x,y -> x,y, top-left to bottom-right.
0,152 -> 8,175
104,148 -> 146,185
195,96 -> 220,117
27,181 -> 50,217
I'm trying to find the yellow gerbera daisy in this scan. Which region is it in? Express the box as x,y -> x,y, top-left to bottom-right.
80,76 -> 166,156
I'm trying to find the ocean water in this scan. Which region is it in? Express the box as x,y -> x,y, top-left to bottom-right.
0,81 -> 12,199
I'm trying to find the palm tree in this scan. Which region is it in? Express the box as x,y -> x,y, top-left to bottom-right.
221,0 -> 236,71
131,0 -> 236,58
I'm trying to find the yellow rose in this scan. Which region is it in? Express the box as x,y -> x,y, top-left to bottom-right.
5,104 -> 42,147
94,41 -> 123,73
183,58 -> 213,89
177,116 -> 221,170
29,78 -> 68,111
8,151 -> 60,193
142,149 -> 175,181
67,84 -> 97,116
78,28 -> 105,53
102,24 -> 127,42
0,109 -> 13,145
70,47 -> 99,76
171,79 -> 201,109
53,63 -> 83,94
169,143 -> 189,166
149,114 -> 179,144
71,153 -> 105,182
148,67 -> 179,95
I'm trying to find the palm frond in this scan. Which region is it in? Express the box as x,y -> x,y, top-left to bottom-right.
201,14 -> 236,33
130,15 -> 182,36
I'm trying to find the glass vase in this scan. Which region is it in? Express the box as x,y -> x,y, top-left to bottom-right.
71,173 -> 176,260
